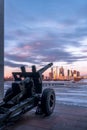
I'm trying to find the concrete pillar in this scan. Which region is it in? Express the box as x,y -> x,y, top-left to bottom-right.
0,0 -> 4,99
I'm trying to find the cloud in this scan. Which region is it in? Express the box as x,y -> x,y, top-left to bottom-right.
5,35 -> 87,68
4,0 -> 87,69
5,22 -> 87,67
5,61 -> 24,68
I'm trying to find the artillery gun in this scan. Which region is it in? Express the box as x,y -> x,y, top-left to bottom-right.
0,63 -> 55,129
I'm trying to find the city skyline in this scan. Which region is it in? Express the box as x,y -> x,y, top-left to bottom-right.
5,0 -> 87,77
4,65 -> 81,81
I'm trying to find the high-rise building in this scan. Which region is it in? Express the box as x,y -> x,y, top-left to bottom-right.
59,67 -> 64,77
71,70 -> 73,77
49,72 -> 53,80
55,66 -> 58,79
53,71 -> 56,80
67,69 -> 70,77
51,67 -> 53,79
73,70 -> 77,77
67,69 -> 73,80
77,71 -> 80,77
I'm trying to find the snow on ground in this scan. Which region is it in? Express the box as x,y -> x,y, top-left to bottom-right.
4,81 -> 87,107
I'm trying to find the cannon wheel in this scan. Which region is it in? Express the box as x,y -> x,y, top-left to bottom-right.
4,87 -> 14,102
41,88 -> 55,116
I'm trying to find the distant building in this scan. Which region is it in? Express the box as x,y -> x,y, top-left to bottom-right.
49,72 -> 53,80
67,69 -> 70,77
71,70 -> 73,77
77,71 -> 80,77
59,67 -> 64,77
67,69 -> 73,80
51,68 -> 53,79
73,70 -> 77,77
53,71 -> 56,80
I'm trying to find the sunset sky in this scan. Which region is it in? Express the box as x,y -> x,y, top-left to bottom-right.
4,0 -> 87,77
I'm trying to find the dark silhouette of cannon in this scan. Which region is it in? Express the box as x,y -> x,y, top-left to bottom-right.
0,63 -> 55,129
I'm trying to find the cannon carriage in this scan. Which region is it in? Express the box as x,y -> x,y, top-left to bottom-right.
0,63 -> 55,129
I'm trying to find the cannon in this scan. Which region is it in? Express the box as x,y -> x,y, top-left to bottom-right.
0,63 -> 55,129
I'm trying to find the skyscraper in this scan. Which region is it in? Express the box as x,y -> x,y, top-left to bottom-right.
73,70 -> 77,77
67,69 -> 70,77
77,71 -> 80,77
51,67 -> 53,79
59,67 -> 64,77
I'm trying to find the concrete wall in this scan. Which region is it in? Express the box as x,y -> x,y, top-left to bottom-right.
0,0 -> 4,99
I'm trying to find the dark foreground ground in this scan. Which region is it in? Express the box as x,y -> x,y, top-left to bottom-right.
3,103 -> 87,130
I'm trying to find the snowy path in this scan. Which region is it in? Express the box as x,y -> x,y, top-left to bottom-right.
4,81 -> 87,107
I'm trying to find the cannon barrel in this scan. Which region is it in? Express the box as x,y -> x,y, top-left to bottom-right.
12,63 -> 53,80
37,63 -> 53,74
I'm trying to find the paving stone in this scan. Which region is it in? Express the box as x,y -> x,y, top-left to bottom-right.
4,103 -> 87,130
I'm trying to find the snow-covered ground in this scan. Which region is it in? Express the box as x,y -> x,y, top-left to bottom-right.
4,81 -> 87,107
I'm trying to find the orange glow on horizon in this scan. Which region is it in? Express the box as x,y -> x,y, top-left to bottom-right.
4,66 -> 51,78
4,64 -> 87,78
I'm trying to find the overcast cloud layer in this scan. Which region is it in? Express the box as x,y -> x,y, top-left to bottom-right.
4,0 -> 87,75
